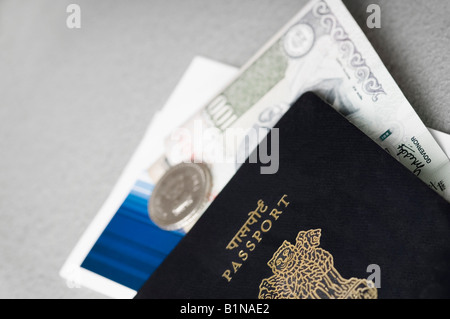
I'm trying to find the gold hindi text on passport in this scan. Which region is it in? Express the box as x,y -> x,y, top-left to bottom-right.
222,194 -> 290,282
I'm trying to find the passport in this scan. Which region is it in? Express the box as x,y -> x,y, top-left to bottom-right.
135,92 -> 450,299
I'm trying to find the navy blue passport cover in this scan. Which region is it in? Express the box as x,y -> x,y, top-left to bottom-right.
135,92 -> 450,299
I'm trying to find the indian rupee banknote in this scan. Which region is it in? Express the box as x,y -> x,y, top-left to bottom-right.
161,0 -> 450,211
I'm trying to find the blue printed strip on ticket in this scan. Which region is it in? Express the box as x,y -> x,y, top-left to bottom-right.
81,174 -> 185,291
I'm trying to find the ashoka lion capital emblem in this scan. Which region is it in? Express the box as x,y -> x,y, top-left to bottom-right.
258,229 -> 377,299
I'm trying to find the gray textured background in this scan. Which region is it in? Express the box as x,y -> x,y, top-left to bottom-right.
0,0 -> 448,299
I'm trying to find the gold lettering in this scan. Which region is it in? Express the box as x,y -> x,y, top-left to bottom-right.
261,219 -> 272,232
232,261 -> 242,273
246,240 -> 256,251
222,270 -> 232,282
252,230 -> 262,243
237,224 -> 251,239
238,250 -> 248,261
258,200 -> 268,213
277,194 -> 289,208
246,210 -> 261,226
269,208 -> 282,220
226,236 -> 241,250
223,195 -> 289,283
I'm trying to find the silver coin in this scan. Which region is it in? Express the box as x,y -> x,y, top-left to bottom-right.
149,162 -> 212,231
